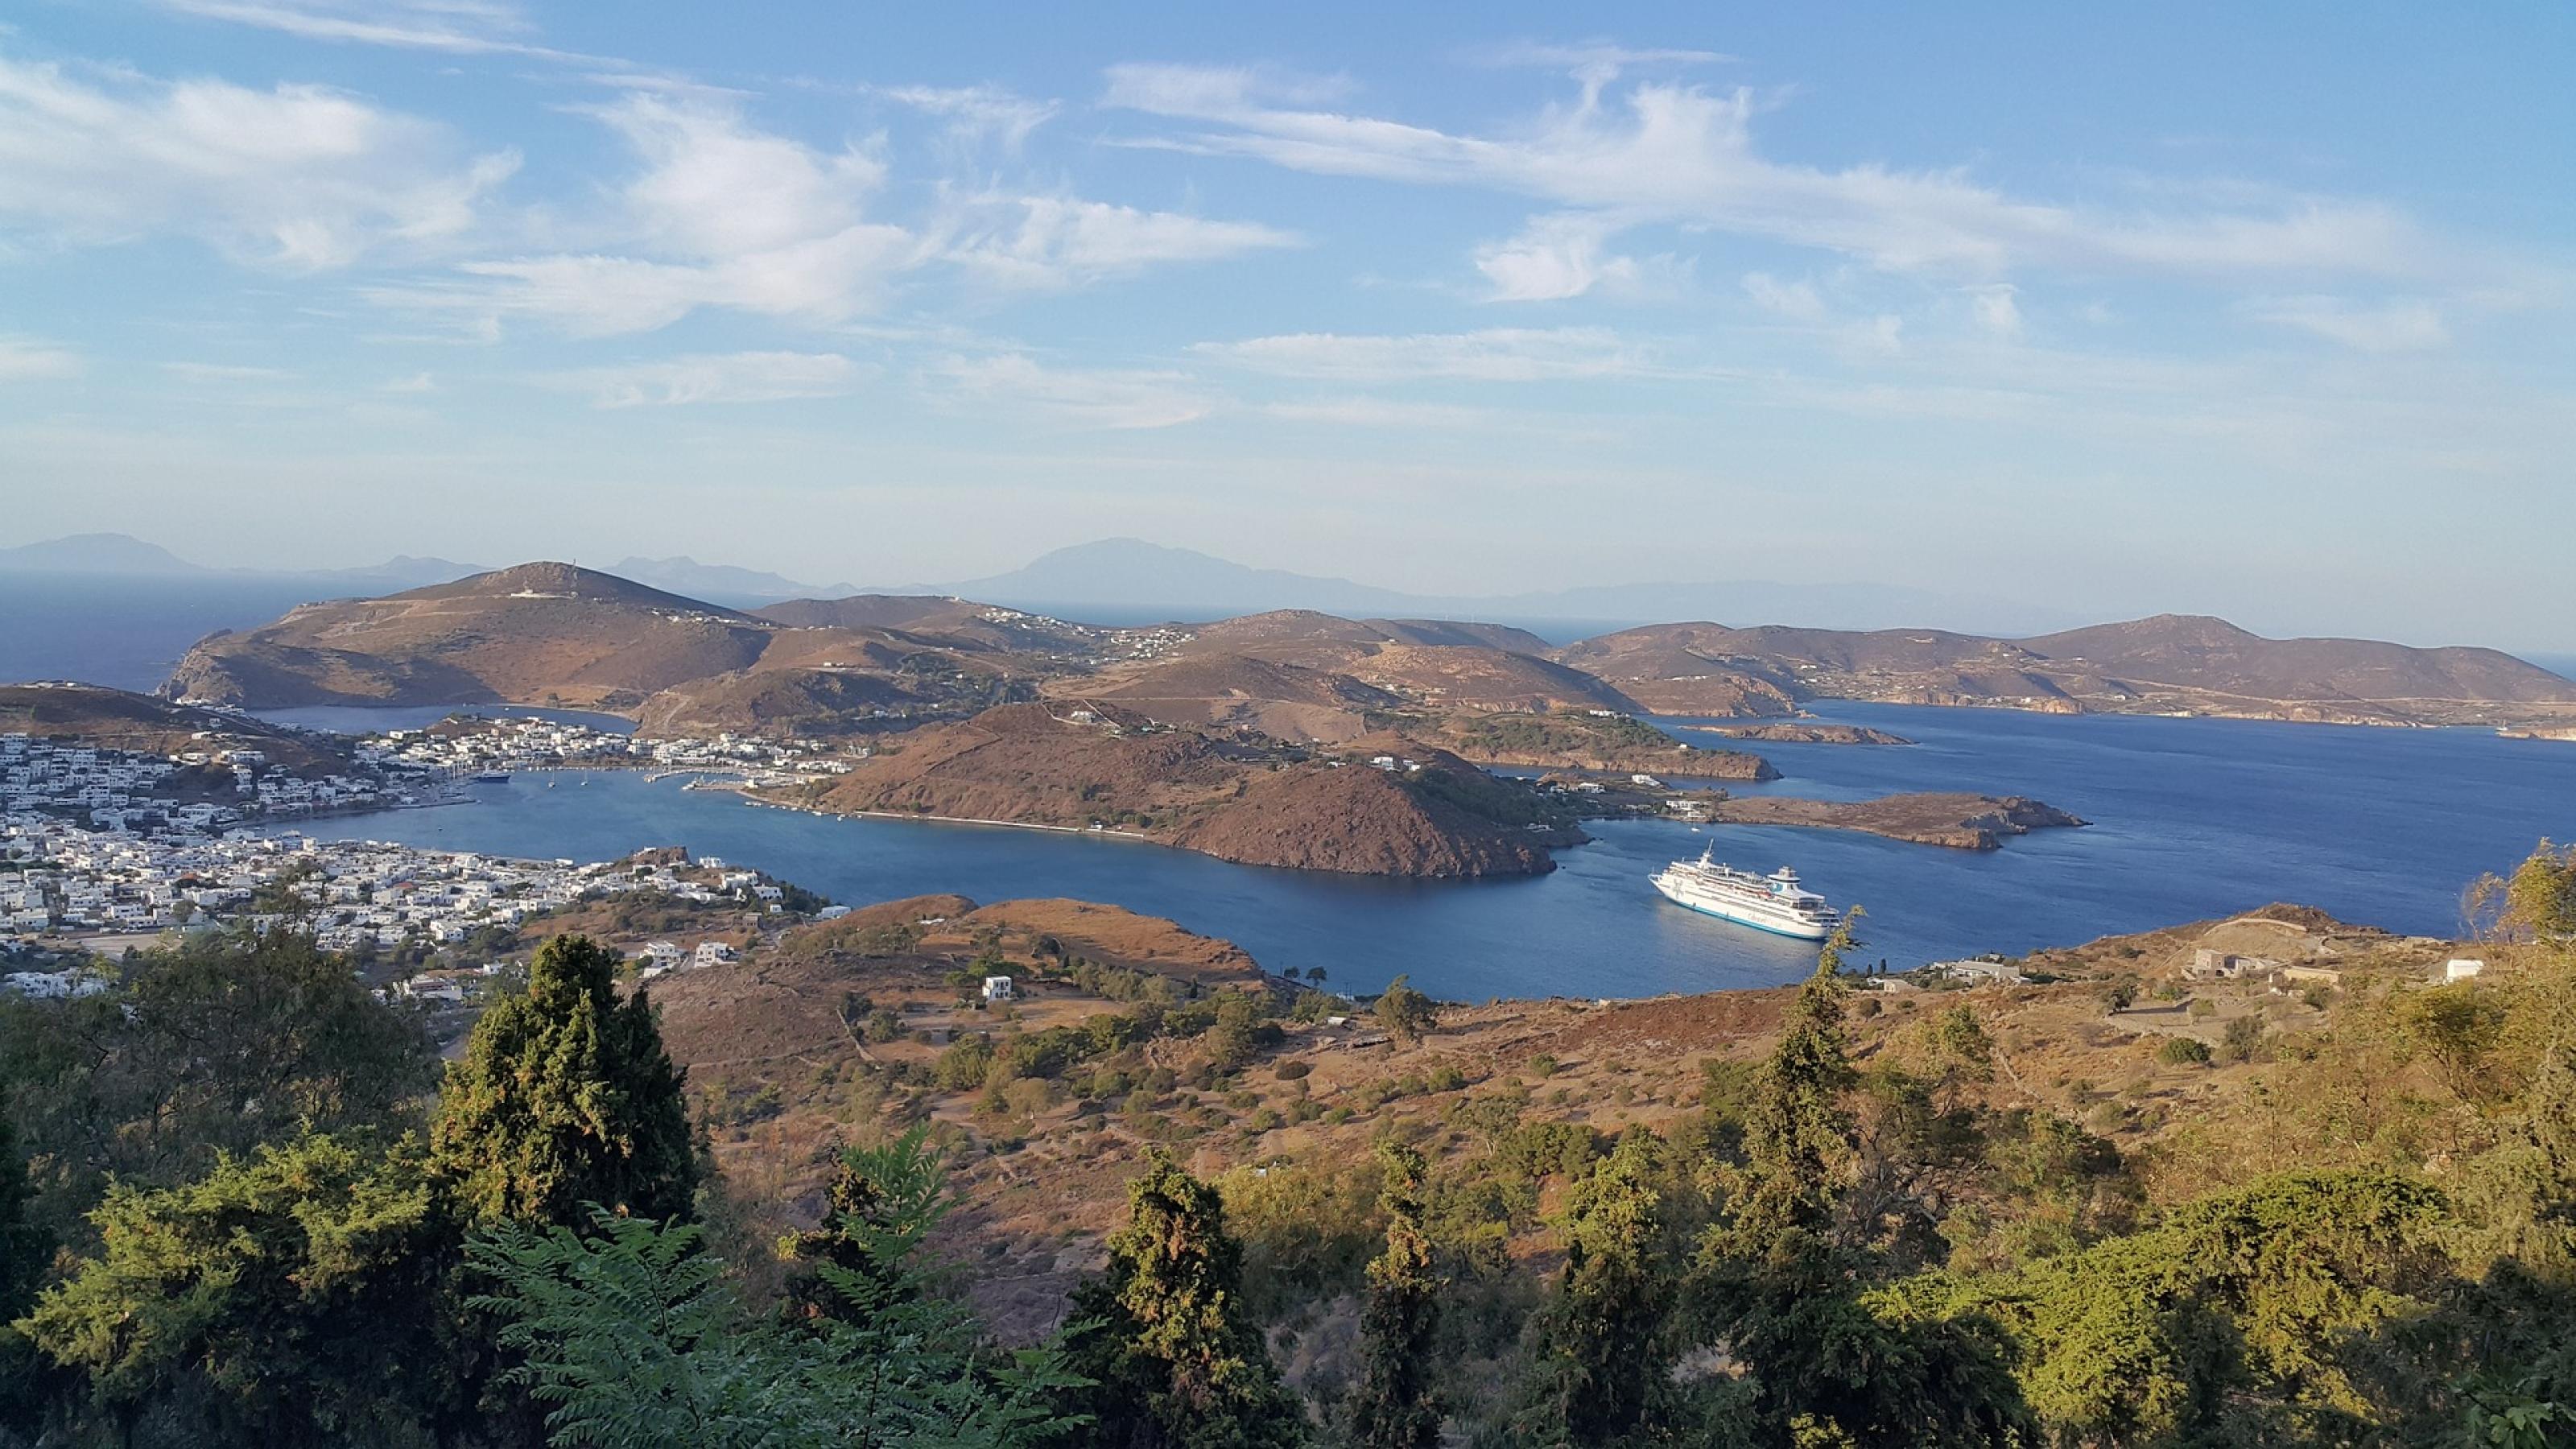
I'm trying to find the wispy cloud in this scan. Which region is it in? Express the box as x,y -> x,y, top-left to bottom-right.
943,195 -> 1298,289
931,353 -> 1213,429
873,84 -> 1058,153
162,361 -> 295,382
539,350 -> 866,407
2247,295 -> 2449,353
156,0 -> 592,61
1104,62 -> 2460,297
1195,327 -> 1653,382
0,336 -> 80,380
0,53 -> 518,268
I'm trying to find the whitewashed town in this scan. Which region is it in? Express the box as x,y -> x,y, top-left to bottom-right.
0,715 -> 854,1000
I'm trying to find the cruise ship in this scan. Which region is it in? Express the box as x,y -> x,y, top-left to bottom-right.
1649,848 -> 1841,940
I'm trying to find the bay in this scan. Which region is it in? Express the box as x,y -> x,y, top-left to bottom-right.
278,703 -> 2576,1001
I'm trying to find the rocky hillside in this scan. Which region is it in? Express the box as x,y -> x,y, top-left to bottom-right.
1177,610 -> 1640,713
1562,614 -> 2576,727
1703,791 -> 2087,848
159,564 -> 1076,720
0,681 -> 349,770
778,703 -> 1571,877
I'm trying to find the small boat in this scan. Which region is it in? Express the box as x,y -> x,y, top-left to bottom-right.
471,771 -> 510,783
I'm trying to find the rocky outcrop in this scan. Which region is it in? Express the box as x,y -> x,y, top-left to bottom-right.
1706,792 -> 2086,849
1174,766 -> 1558,877
1679,722 -> 1914,745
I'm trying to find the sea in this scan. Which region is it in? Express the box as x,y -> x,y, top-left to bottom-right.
8,575 -> 2569,1001
256,702 -> 2576,1003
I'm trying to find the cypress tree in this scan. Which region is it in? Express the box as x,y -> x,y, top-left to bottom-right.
1062,1149 -> 1302,1447
430,934 -> 699,1228
1348,1142 -> 1442,1449
1513,1129 -> 1675,1445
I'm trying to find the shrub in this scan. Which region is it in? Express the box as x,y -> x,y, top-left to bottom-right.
2157,1037 -> 2213,1067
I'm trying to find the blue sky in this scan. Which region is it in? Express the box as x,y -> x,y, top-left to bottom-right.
1,2 -> 2570,646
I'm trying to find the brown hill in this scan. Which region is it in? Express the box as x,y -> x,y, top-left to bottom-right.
631,667 -> 1012,738
159,564 -> 1092,720
0,681 -> 348,770
778,703 -> 1568,877
1063,653 -> 1404,741
1175,611 -> 1637,713
1170,762 -> 1557,877
1560,614 -> 2576,727
163,563 -> 779,711
1704,792 -> 2086,849
753,595 -> 974,630
2017,613 -> 2576,705
1364,618 -> 1556,654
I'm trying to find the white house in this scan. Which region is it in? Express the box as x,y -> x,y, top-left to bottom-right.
2446,958 -> 2485,981
981,975 -> 1015,1002
693,940 -> 737,967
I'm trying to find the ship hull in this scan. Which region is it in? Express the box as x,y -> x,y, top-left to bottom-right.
1649,876 -> 1834,941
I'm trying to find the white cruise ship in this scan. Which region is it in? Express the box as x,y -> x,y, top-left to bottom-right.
1649,848 -> 1840,940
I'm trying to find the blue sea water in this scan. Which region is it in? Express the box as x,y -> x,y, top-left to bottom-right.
0,576 -> 330,694
275,702 -> 2576,1001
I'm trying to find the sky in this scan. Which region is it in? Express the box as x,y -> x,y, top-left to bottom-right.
0,2 -> 2570,647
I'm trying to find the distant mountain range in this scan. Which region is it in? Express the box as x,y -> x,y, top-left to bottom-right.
900,538 -> 2086,638
0,533 -> 481,593
0,534 -> 860,609
609,556 -> 858,605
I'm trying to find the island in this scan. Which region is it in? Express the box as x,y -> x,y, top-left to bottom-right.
1701,791 -> 2087,849
1679,721 -> 1914,745
763,703 -> 1585,878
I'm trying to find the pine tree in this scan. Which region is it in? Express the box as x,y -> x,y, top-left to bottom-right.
1061,1150 -> 1302,1447
1348,1142 -> 1442,1449
430,934 -> 699,1229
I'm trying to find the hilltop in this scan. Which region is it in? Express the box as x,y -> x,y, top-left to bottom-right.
1560,613 -> 2576,728
770,702 -> 1578,877
140,561 -> 2576,738
0,681 -> 349,771
159,563 -> 1080,721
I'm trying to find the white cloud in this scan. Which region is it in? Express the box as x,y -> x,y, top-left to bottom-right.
592,95 -> 885,259
1106,64 -> 2453,288
0,336 -> 80,380
944,195 -> 1298,289
369,92 -> 1285,333
369,97 -> 914,334
1968,283 -> 2023,338
2248,296 -> 2449,353
1740,270 -> 1825,320
1472,213 -> 1638,301
931,353 -> 1212,429
1195,327 -> 1650,382
379,371 -> 437,393
0,53 -> 517,268
873,84 -> 1058,152
156,0 -> 580,59
163,361 -> 294,382
540,350 -> 865,407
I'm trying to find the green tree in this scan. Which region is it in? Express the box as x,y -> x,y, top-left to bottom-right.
430,934 -> 700,1229
1059,1150 -> 1302,1448
471,1136 -> 1083,1448
776,1128 -> 949,1323
1348,1143 -> 1442,1449
0,1115 -> 47,1432
0,925 -> 435,1236
1373,976 -> 1437,1047
18,1129 -> 448,1447
1511,1129 -> 1675,1445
